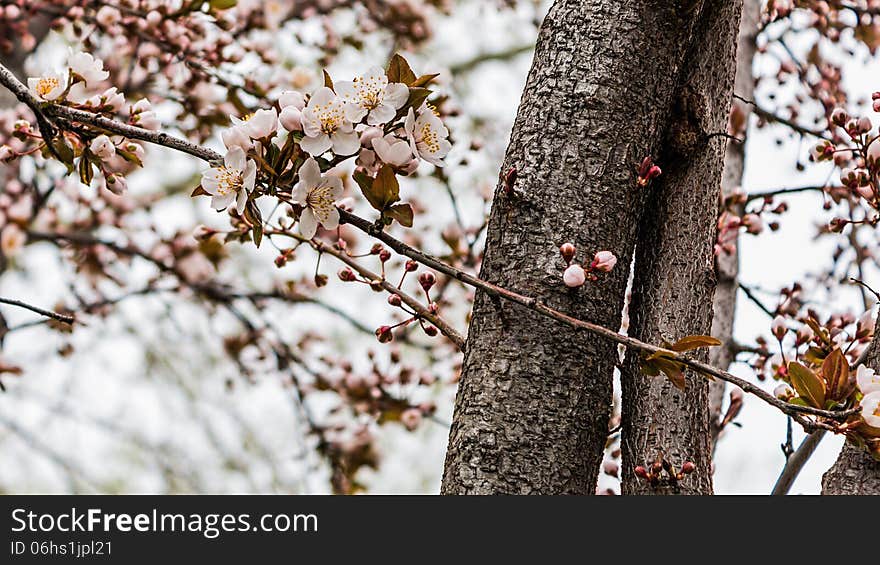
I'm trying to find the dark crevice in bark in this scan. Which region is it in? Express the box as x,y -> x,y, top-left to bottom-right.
442,0 -> 721,495
621,0 -> 743,495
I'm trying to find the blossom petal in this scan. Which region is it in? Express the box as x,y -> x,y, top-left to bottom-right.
330,131 -> 360,156
299,208 -> 318,239
300,133 -> 333,156
384,83 -> 410,110
367,103 -> 396,126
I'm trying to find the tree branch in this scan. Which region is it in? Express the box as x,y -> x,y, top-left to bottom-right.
0,297 -> 74,325
0,63 -> 857,431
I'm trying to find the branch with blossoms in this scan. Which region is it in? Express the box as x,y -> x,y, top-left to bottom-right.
1,51 -> 876,446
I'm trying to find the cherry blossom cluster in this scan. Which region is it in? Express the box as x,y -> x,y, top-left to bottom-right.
558,243 -> 617,288
199,56 -> 451,241
7,52 -> 153,196
1,1 -> 444,140
749,302 -> 880,457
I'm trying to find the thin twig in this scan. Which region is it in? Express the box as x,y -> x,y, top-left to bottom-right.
0,62 -> 857,430
0,297 -> 74,324
770,430 -> 826,495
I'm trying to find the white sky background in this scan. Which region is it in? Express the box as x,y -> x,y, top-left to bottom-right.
1,1 -> 875,494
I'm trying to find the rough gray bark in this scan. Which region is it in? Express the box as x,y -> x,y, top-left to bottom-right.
708,0 -> 762,444
822,335 -> 880,494
441,0 -> 721,495
620,0 -> 743,495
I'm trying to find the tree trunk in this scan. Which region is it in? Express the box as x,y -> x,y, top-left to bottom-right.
708,0 -> 762,446
441,0 -> 722,495
620,0 -> 743,495
822,333 -> 880,494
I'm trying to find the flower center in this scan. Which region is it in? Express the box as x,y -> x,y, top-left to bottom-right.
307,184 -> 336,221
216,167 -> 243,196
37,77 -> 60,97
353,76 -> 384,110
419,122 -> 440,153
314,102 -> 343,134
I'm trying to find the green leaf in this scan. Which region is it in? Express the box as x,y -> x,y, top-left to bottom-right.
668,335 -> 722,353
386,53 -> 417,85
386,203 -> 413,227
355,166 -> 400,212
78,156 -> 94,186
209,0 -> 237,10
116,148 -> 143,167
411,73 -> 440,88
243,200 -> 263,247
822,348 -> 850,402
788,361 -> 826,408
407,87 -> 431,111
640,356 -> 687,391
51,137 -> 75,167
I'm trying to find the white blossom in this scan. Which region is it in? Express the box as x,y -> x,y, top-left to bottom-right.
232,108 -> 278,140
89,135 -> 116,160
292,157 -> 343,239
404,104 -> 451,167
372,134 -> 416,168
300,87 -> 359,156
68,52 -> 109,86
201,147 -> 256,214
336,67 -> 409,126
857,365 -> 880,395
861,391 -> 880,428
28,71 -> 67,101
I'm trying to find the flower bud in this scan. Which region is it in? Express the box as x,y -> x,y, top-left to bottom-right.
405,260 -> 418,272
559,242 -> 576,263
563,264 -> 586,288
379,249 -> 391,262
423,325 -> 438,337
591,250 -> 617,272
105,174 -> 127,195
774,383 -> 795,401
375,325 -> 393,343
634,466 -> 650,479
681,461 -> 696,475
831,107 -> 849,126
418,271 -> 436,292
387,294 -> 402,307
337,268 -> 356,282
771,315 -> 787,340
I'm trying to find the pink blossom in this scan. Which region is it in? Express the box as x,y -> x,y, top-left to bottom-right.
591,251 -> 617,272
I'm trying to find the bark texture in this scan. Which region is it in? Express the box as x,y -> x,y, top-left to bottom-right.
708,0 -> 762,444
822,334 -> 880,494
620,0 -> 743,495
442,0 -> 719,495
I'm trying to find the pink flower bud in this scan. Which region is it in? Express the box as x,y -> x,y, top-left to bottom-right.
418,271 -> 436,292
591,251 -> 617,272
681,461 -> 696,475
405,260 -> 417,272
743,213 -> 763,235
279,106 -> 302,131
400,408 -> 422,431
796,325 -> 813,345
387,294 -> 402,307
375,325 -> 393,343
859,116 -> 873,133
105,174 -> 127,195
771,315 -> 787,340
774,383 -> 794,401
633,465 -> 650,479
563,264 -> 586,288
338,268 -> 356,282
831,107 -> 848,126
